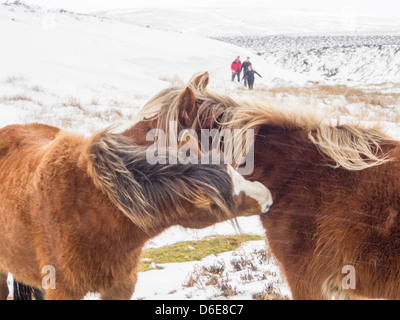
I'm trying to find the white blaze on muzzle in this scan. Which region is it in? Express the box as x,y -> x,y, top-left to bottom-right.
227,165 -> 273,213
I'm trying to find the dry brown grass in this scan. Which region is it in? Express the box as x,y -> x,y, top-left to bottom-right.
247,83 -> 400,125
181,245 -> 287,299
0,94 -> 32,103
183,272 -> 203,288
266,84 -> 400,108
90,98 -> 99,105
64,96 -> 82,109
30,85 -> 42,92
4,75 -> 24,84
218,283 -> 239,297
252,284 -> 289,300
158,75 -> 184,86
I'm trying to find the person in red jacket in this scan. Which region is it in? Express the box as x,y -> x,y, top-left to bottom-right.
231,56 -> 241,82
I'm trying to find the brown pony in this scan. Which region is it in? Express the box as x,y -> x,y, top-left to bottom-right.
125,71 -> 400,300
0,122 -> 272,300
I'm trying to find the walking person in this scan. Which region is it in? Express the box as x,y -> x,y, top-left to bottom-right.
231,56 -> 242,82
241,57 -> 252,86
242,66 -> 262,90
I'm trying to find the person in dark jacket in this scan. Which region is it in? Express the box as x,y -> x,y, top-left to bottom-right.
231,56 -> 242,82
242,66 -> 262,90
241,57 -> 252,86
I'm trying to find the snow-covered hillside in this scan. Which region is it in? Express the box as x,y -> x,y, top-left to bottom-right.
1,2 -> 293,132
215,35 -> 400,86
101,7 -> 400,37
99,7 -> 400,87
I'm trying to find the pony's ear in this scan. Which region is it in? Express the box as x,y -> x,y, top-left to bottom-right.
178,86 -> 197,127
190,71 -> 209,90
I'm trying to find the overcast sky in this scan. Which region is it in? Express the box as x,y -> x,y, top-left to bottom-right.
17,0 -> 400,18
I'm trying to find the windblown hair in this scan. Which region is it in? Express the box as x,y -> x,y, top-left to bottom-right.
136,73 -> 240,149
137,72 -> 394,171
85,129 -> 236,231
221,101 -> 394,170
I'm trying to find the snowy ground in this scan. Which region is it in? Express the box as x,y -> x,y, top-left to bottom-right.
132,240 -> 290,300
2,1 -> 400,300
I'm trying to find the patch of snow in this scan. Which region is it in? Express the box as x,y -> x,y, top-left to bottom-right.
132,240 -> 290,300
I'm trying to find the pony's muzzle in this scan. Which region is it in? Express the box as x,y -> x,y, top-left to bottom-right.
228,166 -> 273,215
262,202 -> 271,213
251,181 -> 273,213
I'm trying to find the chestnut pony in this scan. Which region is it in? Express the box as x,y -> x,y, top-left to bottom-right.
0,122 -> 272,300
125,72 -> 400,300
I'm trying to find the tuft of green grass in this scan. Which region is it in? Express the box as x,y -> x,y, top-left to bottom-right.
139,234 -> 263,272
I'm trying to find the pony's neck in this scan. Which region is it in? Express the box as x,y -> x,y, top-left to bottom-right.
250,126 -> 322,197
121,127 -> 135,139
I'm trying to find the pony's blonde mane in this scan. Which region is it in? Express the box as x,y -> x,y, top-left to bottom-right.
137,72 -> 394,171
221,101 -> 393,170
